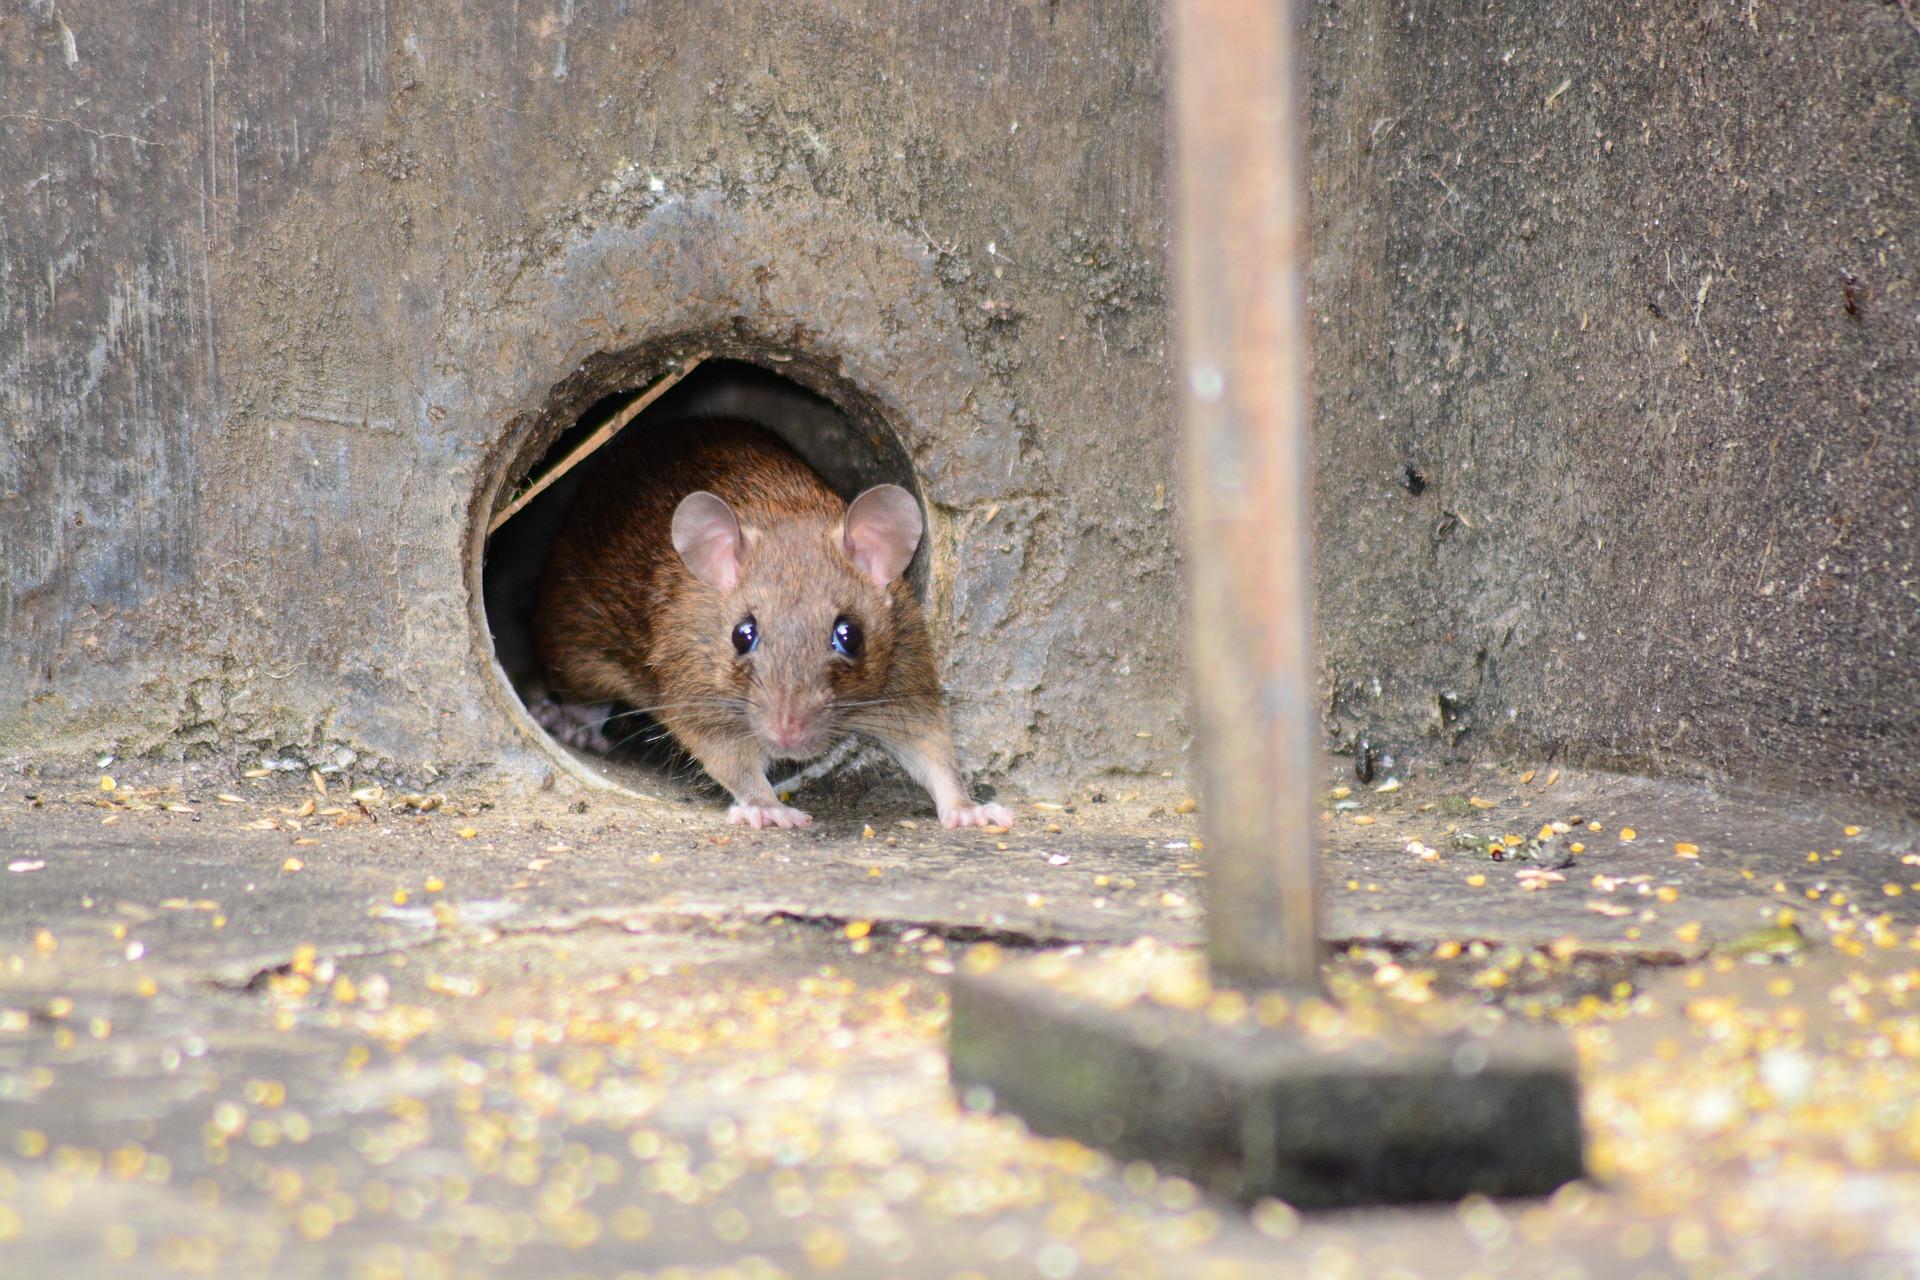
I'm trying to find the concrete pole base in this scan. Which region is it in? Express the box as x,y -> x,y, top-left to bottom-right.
949,960 -> 1586,1208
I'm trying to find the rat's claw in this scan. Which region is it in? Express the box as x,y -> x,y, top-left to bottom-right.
727,802 -> 813,829
940,802 -> 1015,830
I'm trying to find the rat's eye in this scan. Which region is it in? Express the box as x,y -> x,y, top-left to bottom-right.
731,616 -> 758,655
830,616 -> 863,659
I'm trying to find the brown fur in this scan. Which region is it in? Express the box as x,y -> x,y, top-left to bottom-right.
533,419 -> 987,825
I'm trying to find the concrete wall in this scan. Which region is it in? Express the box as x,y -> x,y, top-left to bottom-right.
1,0 -> 1180,793
1306,0 -> 1919,812
4,0 -> 1915,814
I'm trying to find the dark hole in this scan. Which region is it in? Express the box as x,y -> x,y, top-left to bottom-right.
481,358 -> 921,799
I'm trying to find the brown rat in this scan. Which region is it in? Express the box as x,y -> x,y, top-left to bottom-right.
531,417 -> 1013,830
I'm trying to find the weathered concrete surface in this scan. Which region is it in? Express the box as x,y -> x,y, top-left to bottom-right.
0,0 -> 1178,798
0,743 -> 1912,1011
0,761 -> 1917,1277
0,755 -> 1908,982
3,0 -> 1914,818
1305,0 -> 1920,811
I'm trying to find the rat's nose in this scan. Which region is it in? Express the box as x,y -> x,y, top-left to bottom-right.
768,713 -> 810,751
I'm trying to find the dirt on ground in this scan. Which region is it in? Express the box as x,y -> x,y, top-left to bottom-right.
1,755 -> 1917,1278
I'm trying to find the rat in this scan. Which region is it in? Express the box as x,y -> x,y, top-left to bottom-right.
532,417 -> 1015,831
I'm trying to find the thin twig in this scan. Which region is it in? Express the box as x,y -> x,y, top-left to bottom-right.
487,351 -> 708,535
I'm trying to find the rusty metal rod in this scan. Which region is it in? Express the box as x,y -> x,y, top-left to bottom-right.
1171,0 -> 1321,990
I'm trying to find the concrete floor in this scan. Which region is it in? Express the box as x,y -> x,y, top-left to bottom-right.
1,757 -> 1917,1278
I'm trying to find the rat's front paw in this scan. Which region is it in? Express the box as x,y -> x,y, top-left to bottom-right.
940,802 -> 1014,830
728,802 -> 813,829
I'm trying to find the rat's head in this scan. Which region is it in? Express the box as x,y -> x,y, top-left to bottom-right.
670,484 -> 922,759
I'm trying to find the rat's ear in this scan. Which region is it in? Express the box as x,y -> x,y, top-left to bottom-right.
672,491 -> 744,592
842,484 -> 923,587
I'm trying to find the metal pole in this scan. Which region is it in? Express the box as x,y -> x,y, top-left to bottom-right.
1171,0 -> 1321,990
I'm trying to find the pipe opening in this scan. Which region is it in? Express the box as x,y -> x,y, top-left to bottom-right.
480,354 -> 927,802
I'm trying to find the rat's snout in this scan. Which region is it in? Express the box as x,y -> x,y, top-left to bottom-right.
768,714 -> 809,751
759,697 -> 825,756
